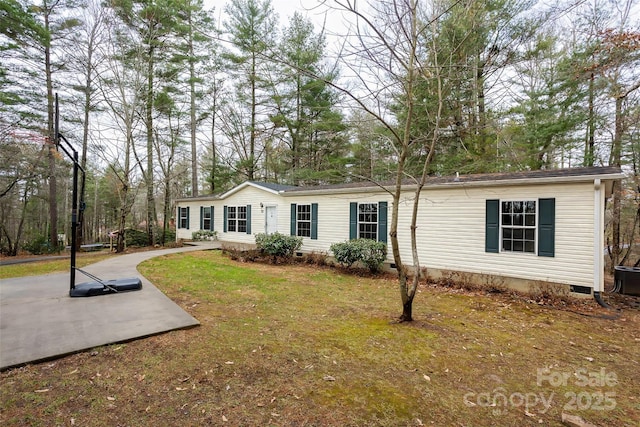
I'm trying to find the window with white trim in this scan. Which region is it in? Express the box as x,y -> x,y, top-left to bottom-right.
227,206 -> 247,233
202,207 -> 212,230
227,207 -> 237,232
296,204 -> 311,237
179,207 -> 189,229
358,203 -> 378,240
501,200 -> 536,253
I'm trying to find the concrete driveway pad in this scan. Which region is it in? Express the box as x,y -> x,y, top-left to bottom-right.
0,244 -> 218,370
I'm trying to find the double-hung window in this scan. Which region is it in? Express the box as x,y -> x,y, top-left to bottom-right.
349,201 -> 387,243
227,207 -> 237,232
486,198 -> 555,257
178,207 -> 189,229
237,206 -> 247,233
290,203 -> 318,239
202,206 -> 213,231
296,204 -> 311,237
501,200 -> 536,253
358,203 -> 378,240
224,205 -> 251,234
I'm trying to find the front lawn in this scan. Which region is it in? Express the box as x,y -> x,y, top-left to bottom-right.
1,250 -> 638,426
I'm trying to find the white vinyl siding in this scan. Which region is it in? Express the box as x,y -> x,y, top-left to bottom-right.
175,179 -> 601,288
414,183 -> 594,287
216,186 -> 281,244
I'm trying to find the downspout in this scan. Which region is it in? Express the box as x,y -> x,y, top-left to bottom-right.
593,178 -> 609,308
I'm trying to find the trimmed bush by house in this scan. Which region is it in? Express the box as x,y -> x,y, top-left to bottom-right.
330,239 -> 387,273
255,232 -> 303,259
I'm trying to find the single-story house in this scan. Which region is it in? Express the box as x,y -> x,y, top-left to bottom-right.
175,166 -> 624,298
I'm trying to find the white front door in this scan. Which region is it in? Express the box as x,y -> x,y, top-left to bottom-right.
265,206 -> 277,234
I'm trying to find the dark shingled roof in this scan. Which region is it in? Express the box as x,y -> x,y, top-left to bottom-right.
175,167 -> 622,201
248,181 -> 298,192
282,166 -> 623,193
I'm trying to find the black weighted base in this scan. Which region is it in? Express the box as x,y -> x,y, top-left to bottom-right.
69,277 -> 142,297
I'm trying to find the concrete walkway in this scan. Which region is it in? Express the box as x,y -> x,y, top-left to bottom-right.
0,243 -> 220,370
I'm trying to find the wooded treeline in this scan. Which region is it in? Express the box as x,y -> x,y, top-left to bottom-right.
1,0 -> 638,266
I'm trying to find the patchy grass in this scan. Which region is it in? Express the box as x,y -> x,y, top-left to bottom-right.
0,252 -> 114,279
1,250 -> 639,426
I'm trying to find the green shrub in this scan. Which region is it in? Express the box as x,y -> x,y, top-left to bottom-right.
125,228 -> 149,247
23,234 -> 53,255
255,232 -> 302,259
330,239 -> 387,273
330,241 -> 361,268
192,230 -> 218,241
162,228 -> 176,243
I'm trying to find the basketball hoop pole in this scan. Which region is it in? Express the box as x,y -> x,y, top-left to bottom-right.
55,93 -> 84,291
56,93 -> 142,297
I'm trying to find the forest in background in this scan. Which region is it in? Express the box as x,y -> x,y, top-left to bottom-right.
1,0 -> 638,269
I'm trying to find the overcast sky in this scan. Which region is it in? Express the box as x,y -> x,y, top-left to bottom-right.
205,0 -> 351,46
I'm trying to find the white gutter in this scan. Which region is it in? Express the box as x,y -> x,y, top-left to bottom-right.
281,172 -> 625,197
593,178 -> 604,293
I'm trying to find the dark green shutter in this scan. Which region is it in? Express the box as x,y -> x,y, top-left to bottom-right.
200,206 -> 204,230
290,204 -> 297,236
378,201 -> 387,243
485,199 -> 499,253
210,206 -> 215,231
186,207 -> 190,230
538,198 -> 555,257
177,207 -> 181,229
246,205 -> 251,234
311,203 -> 318,240
349,202 -> 358,240
223,206 -> 228,232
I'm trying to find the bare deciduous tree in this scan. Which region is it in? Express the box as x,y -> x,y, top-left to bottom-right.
323,0 -> 458,321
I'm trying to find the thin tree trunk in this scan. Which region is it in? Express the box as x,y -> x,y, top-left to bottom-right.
93,179 -> 98,242
44,6 -> 58,252
146,41 -> 156,246
117,132 -> 132,253
7,185 -> 31,256
162,175 -> 170,245
211,107 -> 216,193
249,52 -> 256,180
585,72 -> 595,166
609,95 -> 623,271
188,5 -> 198,196
77,45 -> 93,247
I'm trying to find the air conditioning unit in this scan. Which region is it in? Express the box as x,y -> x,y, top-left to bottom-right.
614,266 -> 640,296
